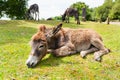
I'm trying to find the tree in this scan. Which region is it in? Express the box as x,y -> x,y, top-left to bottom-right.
90,8 -> 98,21
0,0 -> 28,20
70,2 -> 87,15
0,0 -> 6,18
95,0 -> 113,22
70,1 -> 92,21
109,0 -> 120,20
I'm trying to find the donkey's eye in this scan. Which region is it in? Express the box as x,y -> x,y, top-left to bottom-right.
39,45 -> 44,48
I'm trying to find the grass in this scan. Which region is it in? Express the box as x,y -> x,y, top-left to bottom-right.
0,20 -> 120,80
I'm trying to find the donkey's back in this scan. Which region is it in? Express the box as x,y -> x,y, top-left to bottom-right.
65,29 -> 102,51
50,28 -> 110,61
65,8 -> 79,17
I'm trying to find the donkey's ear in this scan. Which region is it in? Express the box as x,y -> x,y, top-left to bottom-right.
52,23 -> 62,35
38,25 -> 46,33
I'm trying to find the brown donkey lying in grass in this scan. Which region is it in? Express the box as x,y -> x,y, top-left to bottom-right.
26,23 -> 110,68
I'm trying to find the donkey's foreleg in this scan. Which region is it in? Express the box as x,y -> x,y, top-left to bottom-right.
52,46 -> 76,57
38,11 -> 39,21
68,17 -> 70,23
35,12 -> 37,21
65,17 -> 67,23
80,47 -> 98,58
65,16 -> 69,23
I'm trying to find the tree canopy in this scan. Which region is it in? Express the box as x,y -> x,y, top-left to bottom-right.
0,0 -> 6,18
95,0 -> 113,21
0,0 -> 28,20
109,0 -> 120,20
94,0 -> 120,21
70,2 -> 92,20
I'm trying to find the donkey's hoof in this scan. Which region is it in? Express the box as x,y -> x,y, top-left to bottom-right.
80,51 -> 86,58
94,52 -> 101,62
94,57 -> 101,62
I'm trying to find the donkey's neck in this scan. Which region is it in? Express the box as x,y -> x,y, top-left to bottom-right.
63,13 -> 66,17
45,28 -> 66,49
44,28 -> 57,49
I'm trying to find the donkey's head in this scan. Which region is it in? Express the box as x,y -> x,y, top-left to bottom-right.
61,14 -> 66,22
25,9 -> 33,20
26,23 -> 62,68
26,26 -> 47,68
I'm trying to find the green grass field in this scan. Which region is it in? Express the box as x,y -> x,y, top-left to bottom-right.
0,20 -> 120,80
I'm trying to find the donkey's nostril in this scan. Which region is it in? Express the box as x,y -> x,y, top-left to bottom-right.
31,62 -> 34,67
26,62 -> 35,68
27,63 -> 31,68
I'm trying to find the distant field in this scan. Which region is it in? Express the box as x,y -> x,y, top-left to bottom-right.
0,20 -> 120,80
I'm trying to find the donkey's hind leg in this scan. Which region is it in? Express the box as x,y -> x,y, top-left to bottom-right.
80,47 -> 98,58
38,11 -> 39,21
91,39 -> 110,61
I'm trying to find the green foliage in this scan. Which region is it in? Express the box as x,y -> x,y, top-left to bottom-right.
109,0 -> 120,20
53,16 -> 62,20
0,0 -> 6,18
0,20 -> 120,79
0,0 -> 28,20
70,2 -> 87,15
90,8 -> 98,21
95,0 -> 113,21
70,2 -> 92,21
85,8 -> 93,21
70,2 -> 88,20
94,0 -> 120,21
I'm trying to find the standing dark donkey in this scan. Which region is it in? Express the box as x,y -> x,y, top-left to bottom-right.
62,8 -> 80,24
26,4 -> 39,21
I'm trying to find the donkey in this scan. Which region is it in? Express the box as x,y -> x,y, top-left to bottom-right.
26,4 -> 39,21
26,23 -> 110,68
62,8 -> 80,24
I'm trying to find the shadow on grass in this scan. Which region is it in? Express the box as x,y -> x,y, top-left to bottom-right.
37,55 -> 63,68
35,53 -> 85,68
35,52 -> 104,68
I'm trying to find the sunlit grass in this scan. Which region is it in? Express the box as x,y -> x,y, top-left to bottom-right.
0,20 -> 120,80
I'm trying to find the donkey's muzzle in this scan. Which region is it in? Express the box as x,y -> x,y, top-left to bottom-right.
26,55 -> 38,68
26,62 -> 35,68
